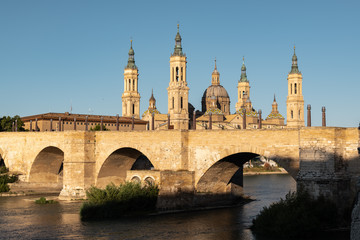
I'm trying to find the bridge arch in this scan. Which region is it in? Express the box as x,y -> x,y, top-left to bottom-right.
0,148 -> 7,170
0,147 -> 13,173
196,152 -> 258,194
195,145 -> 297,194
29,146 -> 64,184
96,147 -> 154,188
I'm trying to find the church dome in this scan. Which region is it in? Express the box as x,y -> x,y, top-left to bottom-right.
202,85 -> 229,99
201,84 -> 230,114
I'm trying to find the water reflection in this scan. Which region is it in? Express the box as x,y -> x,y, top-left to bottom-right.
0,175 -> 296,240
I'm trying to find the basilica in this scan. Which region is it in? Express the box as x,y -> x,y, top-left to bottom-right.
123,25 -> 305,130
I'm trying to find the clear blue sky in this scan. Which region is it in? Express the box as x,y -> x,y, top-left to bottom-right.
0,0 -> 359,127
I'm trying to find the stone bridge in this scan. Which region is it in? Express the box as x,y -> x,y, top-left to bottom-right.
0,128 -> 359,210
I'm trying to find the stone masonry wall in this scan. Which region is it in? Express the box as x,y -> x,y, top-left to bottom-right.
298,127 -> 359,212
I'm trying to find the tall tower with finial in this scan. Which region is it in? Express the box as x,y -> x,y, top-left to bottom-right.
235,57 -> 252,111
167,24 -> 189,129
286,46 -> 304,127
122,40 -> 141,119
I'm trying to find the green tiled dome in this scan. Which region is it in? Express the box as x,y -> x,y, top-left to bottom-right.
266,112 -> 284,119
142,109 -> 160,118
204,108 -> 223,115
236,109 -> 258,117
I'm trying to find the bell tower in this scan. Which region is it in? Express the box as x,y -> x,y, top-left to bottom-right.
167,24 -> 189,129
122,40 -> 141,119
286,46 -> 304,127
235,57 -> 251,111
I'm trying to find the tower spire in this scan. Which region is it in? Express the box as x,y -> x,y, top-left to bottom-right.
290,45 -> 299,74
173,24 -> 183,56
150,89 -> 155,101
214,57 -> 217,70
240,56 -> 248,82
126,39 -> 137,69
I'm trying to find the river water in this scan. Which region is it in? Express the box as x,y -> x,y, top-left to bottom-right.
0,175 -> 299,239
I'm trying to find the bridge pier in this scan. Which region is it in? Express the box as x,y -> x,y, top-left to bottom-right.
298,127 -> 360,217
59,132 -> 96,200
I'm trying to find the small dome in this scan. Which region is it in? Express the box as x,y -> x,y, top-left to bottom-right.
175,32 -> 182,42
202,85 -> 229,99
241,63 -> 246,71
149,92 -> 155,102
129,47 -> 134,55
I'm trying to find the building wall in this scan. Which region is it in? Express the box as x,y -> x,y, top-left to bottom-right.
23,119 -> 146,131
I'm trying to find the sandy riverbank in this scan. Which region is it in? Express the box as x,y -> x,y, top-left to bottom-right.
243,168 -> 288,176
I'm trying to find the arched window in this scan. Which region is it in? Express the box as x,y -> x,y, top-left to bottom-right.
180,97 -> 183,109
176,67 -> 179,82
181,67 -> 183,81
299,110 -> 301,118
294,83 -> 297,94
172,97 -> 174,109
131,176 -> 141,183
145,177 -> 155,186
129,79 -> 131,91
133,80 -> 135,91
291,110 -> 293,119
132,104 -> 135,115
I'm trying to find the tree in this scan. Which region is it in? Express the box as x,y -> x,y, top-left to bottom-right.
0,115 -> 25,132
90,124 -> 108,131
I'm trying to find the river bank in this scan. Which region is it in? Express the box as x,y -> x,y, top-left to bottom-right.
243,167 -> 287,176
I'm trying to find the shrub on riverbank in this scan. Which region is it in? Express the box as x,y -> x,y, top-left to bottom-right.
0,174 -> 18,193
251,190 -> 338,238
0,166 -> 8,174
35,197 -> 57,204
80,182 -> 159,220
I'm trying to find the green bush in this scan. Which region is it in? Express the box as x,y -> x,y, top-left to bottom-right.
0,182 -> 9,192
251,189 -> 338,239
0,166 -> 8,174
0,174 -> 18,193
35,197 -> 57,204
80,182 -> 159,220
